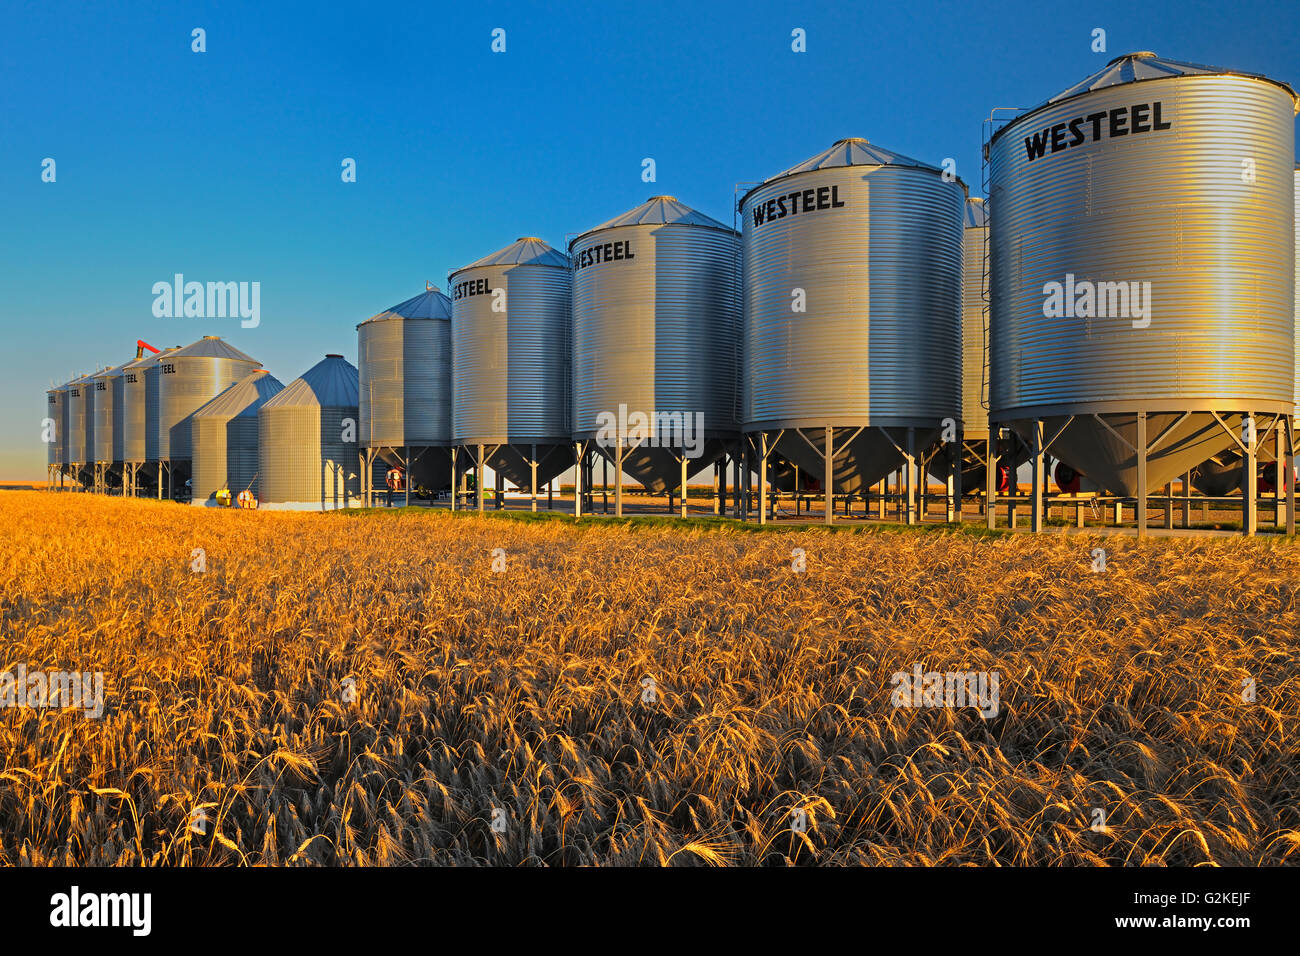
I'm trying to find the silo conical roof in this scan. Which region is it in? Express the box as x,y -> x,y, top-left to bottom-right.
264,355 -> 359,409
1046,51 -> 1298,107
94,362 -> 128,381
986,52 -> 1300,137
452,237 -> 569,273
357,288 -> 452,326
965,197 -> 989,228
582,196 -> 731,235
777,137 -> 942,176
122,346 -> 179,371
169,335 -> 260,364
193,369 -> 285,420
742,138 -> 955,209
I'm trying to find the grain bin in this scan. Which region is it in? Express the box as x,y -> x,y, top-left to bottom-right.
961,199 -> 989,443
742,139 -> 964,519
357,285 -> 454,501
91,364 -> 126,492
259,354 -> 374,510
46,382 -> 68,487
66,372 -> 95,487
450,238 -> 572,504
988,52 -> 1298,533
571,197 -> 739,505
155,337 -> 261,498
120,346 -> 178,496
191,369 -> 284,505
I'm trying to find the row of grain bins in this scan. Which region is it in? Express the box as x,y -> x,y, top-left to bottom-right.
45,51 -> 1299,535
46,336 -> 379,510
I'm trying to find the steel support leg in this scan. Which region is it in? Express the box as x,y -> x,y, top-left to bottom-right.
1243,413 -> 1257,536
905,428 -> 917,525
476,444 -> 484,513
573,443 -> 584,517
1136,411 -> 1148,538
450,447 -> 458,512
1287,419 -> 1296,535
822,427 -> 833,526
680,450 -> 687,519
1031,419 -> 1045,533
1275,420 -> 1284,527
615,443 -> 624,517
948,434 -> 960,523
985,439 -> 997,531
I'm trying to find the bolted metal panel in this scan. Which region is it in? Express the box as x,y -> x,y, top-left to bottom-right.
962,198 -> 990,439
742,146 -> 964,434
989,53 -> 1298,494
451,239 -> 571,445
92,365 -> 125,464
156,336 -> 261,462
66,374 -> 94,466
571,198 -> 739,490
258,355 -> 364,508
47,384 -> 67,468
191,369 -> 284,504
358,289 -> 453,448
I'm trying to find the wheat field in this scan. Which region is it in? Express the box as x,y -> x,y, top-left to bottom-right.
0,490 -> 1297,866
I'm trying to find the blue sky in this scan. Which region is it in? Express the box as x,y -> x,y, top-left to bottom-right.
2,0 -> 1296,478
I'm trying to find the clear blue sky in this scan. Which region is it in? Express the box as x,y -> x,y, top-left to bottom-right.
2,0 -> 1296,479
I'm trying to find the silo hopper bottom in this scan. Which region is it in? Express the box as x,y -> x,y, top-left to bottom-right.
376,447 -> 452,492
479,443 -> 573,491
594,440 -> 727,494
771,426 -> 941,496
1190,441 -> 1289,496
926,434 -> 1032,490
1007,412 -> 1263,497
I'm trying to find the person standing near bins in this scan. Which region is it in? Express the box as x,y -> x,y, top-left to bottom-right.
386,465 -> 403,506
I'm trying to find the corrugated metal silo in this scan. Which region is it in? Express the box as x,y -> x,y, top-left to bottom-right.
961,198 -> 989,442
66,372 -> 95,487
451,238 -> 573,500
989,52 -> 1298,534
259,354 -> 369,509
571,198 -> 740,501
742,139 -> 965,517
46,382 -> 68,485
191,369 -> 284,505
357,286 -> 454,499
91,364 -> 126,492
119,346 -> 177,496
156,336 -> 261,456
929,196 -> 1019,502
